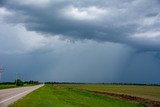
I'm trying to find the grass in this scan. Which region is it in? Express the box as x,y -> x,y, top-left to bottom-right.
61,84 -> 160,101
9,84 -> 145,107
0,84 -> 37,90
0,84 -> 17,89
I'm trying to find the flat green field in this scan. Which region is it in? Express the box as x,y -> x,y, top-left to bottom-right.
9,84 -> 145,107
61,84 -> 160,101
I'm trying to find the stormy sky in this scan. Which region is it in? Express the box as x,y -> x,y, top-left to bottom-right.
0,0 -> 160,83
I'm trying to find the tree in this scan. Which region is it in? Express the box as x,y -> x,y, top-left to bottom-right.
15,79 -> 23,86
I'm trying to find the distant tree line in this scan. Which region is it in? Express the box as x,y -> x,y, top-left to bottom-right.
0,80 -> 41,86
24,80 -> 40,85
100,83 -> 160,86
16,79 -> 42,86
45,82 -> 160,86
45,82 -> 85,84
0,82 -> 15,85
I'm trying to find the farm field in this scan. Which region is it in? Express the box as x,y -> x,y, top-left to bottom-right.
9,84 -> 146,107
61,84 -> 160,102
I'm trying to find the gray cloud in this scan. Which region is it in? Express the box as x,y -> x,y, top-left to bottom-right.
118,52 -> 160,83
1,40 -> 160,83
0,0 -> 160,83
0,41 -> 136,83
1,0 -> 160,50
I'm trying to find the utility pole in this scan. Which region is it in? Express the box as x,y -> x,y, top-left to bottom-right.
0,65 -> 4,83
16,73 -> 18,86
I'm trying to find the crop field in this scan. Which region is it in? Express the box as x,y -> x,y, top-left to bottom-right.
9,84 -> 148,107
61,84 -> 160,101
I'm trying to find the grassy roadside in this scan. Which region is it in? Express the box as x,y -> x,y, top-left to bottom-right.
9,85 -> 145,107
0,84 -> 17,89
0,84 -> 39,90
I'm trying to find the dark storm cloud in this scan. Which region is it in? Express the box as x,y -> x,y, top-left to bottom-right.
1,41 -> 160,83
1,0 -> 160,50
118,52 -> 160,83
0,41 -> 135,82
1,0 -> 160,83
